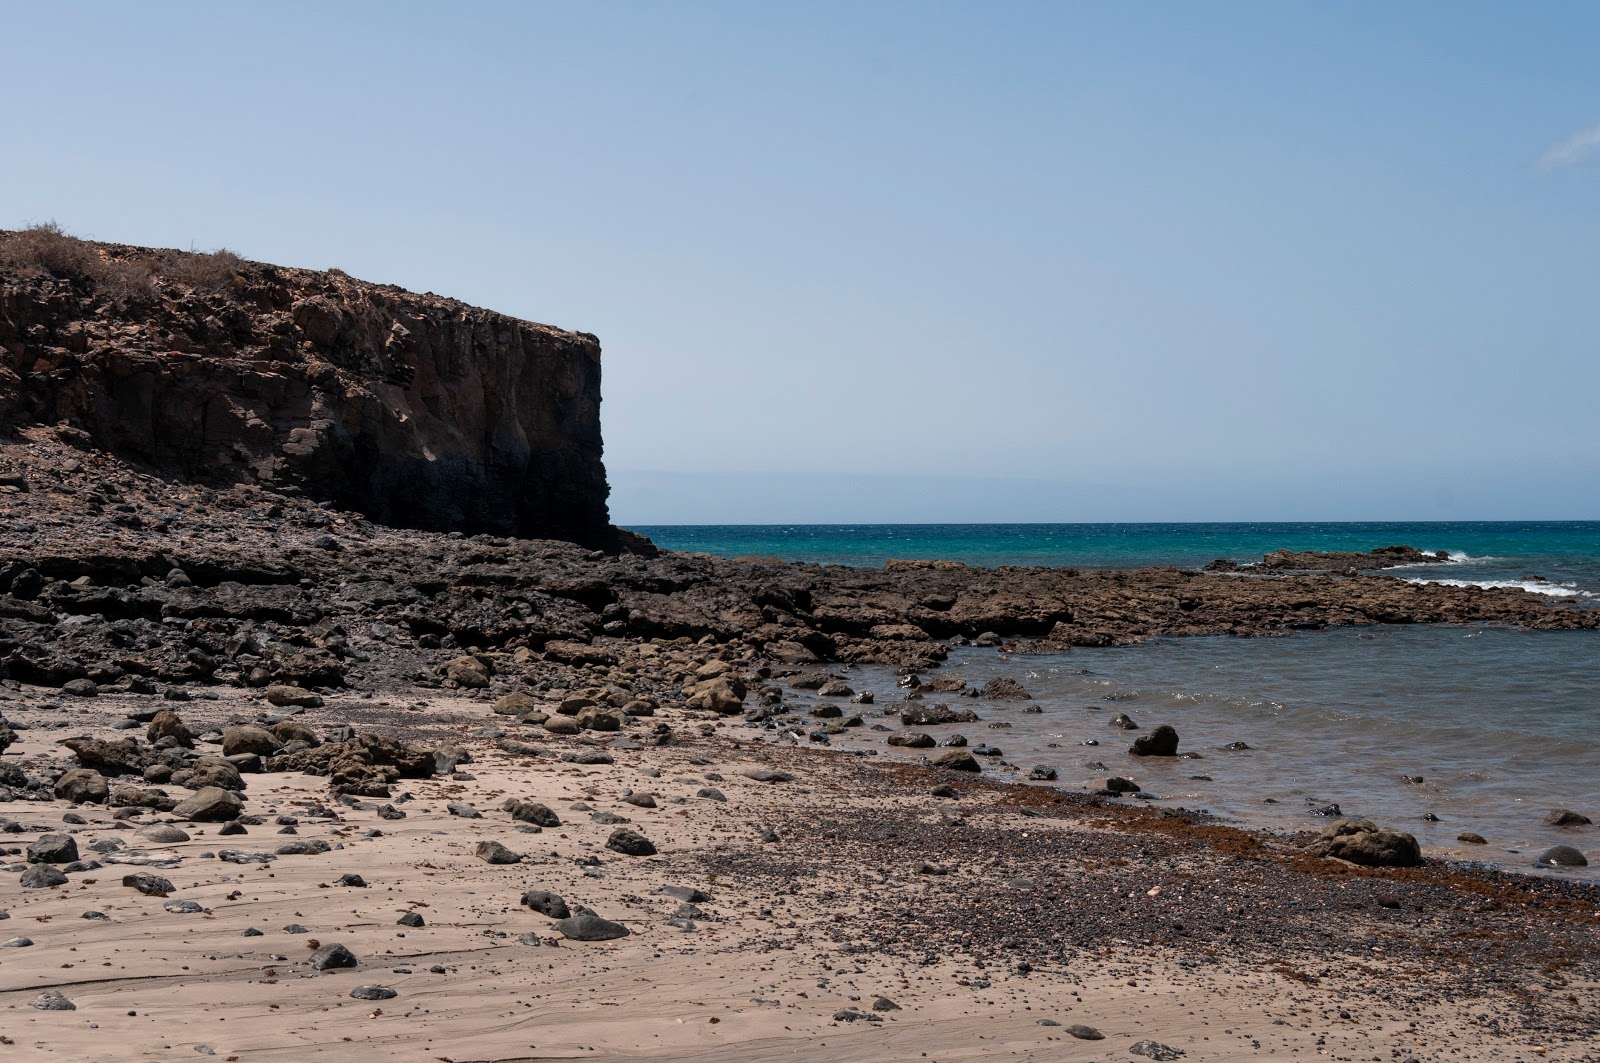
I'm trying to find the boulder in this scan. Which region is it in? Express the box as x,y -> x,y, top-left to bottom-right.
521,889 -> 570,919
576,708 -> 624,732
605,828 -> 657,856
440,656 -> 490,688
174,757 -> 245,792
222,725 -> 281,757
979,677 -> 1031,700
887,732 -> 935,748
20,865 -> 69,888
933,750 -> 981,773
1545,809 -> 1593,827
53,768 -> 109,804
146,710 -> 194,747
474,840 -> 522,865
1130,725 -> 1180,757
1535,845 -> 1588,868
308,942 -> 358,970
265,684 -> 323,709
493,692 -> 542,716
27,834 -> 79,864
686,676 -> 746,715
1307,818 -> 1422,867
552,914 -> 629,941
61,737 -> 145,776
504,799 -> 560,827
172,786 -> 244,822
899,703 -> 979,726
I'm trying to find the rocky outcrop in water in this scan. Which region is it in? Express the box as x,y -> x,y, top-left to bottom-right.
0,230 -> 611,544
1205,545 -> 1451,573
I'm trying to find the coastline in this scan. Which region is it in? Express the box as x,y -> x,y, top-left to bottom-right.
2,436 -> 1598,1059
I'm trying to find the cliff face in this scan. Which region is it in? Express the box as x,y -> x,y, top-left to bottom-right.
0,234 -> 612,544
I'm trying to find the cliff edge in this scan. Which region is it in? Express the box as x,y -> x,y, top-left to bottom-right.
0,226 -> 614,545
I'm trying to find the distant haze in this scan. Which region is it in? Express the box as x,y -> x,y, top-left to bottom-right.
6,2 -> 1597,521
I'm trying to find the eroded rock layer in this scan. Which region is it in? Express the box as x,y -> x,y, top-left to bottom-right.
0,234 -> 610,543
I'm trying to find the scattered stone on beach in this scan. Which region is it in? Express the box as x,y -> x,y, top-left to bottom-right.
741,769 -> 794,783
31,990 -> 75,1011
1535,845 -> 1588,868
1129,1041 -> 1185,1060
265,684 -> 323,708
1307,818 -> 1422,867
933,750 -> 981,772
887,732 -> 935,748
1028,765 -> 1058,780
397,912 -> 425,927
335,873 -> 368,887
137,824 -> 191,844
1545,809 -> 1592,827
173,786 -> 243,822
504,799 -> 560,827
606,828 -> 657,856
1109,713 -> 1139,730
308,942 -> 359,970
475,840 -> 523,865
1130,724 -> 1180,757
122,873 -> 175,895
27,833 -> 80,864
1457,832 -> 1488,845
2,935 -> 34,947
522,889 -> 571,919
553,914 -> 629,941
1066,1024 -> 1105,1040
900,703 -> 979,726
979,677 -> 1031,700
350,985 -> 398,1000
871,995 -> 901,1011
21,865 -> 69,888
163,899 -> 205,914
54,767 -> 109,804
447,802 -> 482,819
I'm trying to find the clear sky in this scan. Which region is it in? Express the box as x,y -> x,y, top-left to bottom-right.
5,2 -> 1598,522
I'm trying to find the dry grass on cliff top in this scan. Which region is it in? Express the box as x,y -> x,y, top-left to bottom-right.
0,221 -> 245,298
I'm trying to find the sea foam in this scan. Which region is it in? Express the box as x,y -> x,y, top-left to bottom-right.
1402,577 -> 1590,598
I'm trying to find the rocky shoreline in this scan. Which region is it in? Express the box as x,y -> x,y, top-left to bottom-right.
3,432 -> 1599,1059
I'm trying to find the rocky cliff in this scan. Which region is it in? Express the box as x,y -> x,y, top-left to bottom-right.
0,229 -> 613,544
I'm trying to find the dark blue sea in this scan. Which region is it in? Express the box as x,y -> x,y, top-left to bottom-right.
633,523 -> 1600,877
630,521 -> 1600,600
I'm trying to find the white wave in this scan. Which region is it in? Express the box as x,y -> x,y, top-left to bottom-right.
1403,577 -> 1592,599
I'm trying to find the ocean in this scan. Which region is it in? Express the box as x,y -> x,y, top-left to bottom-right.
630,521 -> 1600,600
631,522 -> 1600,876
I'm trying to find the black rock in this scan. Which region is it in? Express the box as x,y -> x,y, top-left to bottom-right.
522,889 -> 571,919
606,828 -> 657,857
1129,1041 -> 1185,1060
397,912 -> 425,927
122,872 -> 174,896
350,985 -> 397,1000
1535,845 -> 1588,868
1066,1024 -> 1104,1040
552,914 -> 629,941
308,942 -> 358,970
1130,724 -> 1180,757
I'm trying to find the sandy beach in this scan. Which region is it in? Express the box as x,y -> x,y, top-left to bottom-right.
4,679 -> 1597,1062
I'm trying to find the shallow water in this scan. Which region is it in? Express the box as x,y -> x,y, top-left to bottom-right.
802,626 -> 1600,879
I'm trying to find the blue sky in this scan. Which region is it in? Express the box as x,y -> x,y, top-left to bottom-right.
5,2 -> 1598,522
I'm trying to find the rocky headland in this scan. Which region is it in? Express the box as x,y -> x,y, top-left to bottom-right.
2,234 -> 1597,1060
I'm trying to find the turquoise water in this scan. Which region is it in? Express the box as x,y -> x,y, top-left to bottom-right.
630,521 -> 1600,600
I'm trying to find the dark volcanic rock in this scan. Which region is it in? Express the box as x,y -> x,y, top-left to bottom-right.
606,828 -> 657,857
553,914 -> 629,941
521,889 -> 571,919
308,942 -> 358,970
1535,845 -> 1588,868
1130,724 -> 1180,757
